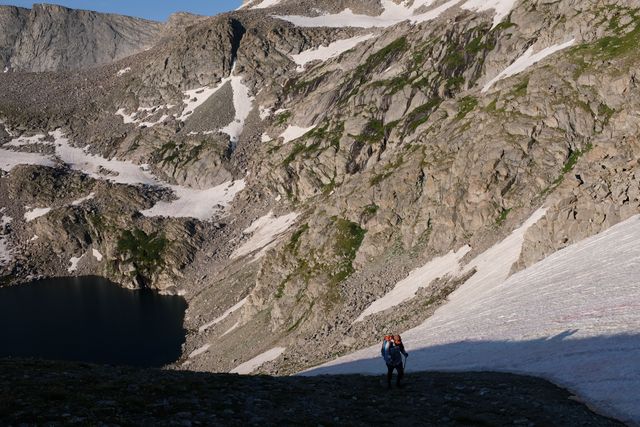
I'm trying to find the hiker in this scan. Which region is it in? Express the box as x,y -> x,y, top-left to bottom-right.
381,334 -> 408,388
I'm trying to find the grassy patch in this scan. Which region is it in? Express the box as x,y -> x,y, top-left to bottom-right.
562,144 -> 592,173
456,96 -> 478,120
354,119 -> 384,144
274,111 -> 292,126
509,77 -> 529,98
116,228 -> 167,284
325,218 -> 367,304
406,98 -> 442,132
495,208 -> 512,226
287,224 -> 309,255
370,156 -> 404,186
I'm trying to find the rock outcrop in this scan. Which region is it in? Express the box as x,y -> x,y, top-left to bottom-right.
0,4 -> 163,72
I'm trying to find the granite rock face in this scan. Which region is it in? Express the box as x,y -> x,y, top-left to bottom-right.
0,4 -> 164,72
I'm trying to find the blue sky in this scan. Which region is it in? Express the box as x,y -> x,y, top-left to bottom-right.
0,1 -> 243,21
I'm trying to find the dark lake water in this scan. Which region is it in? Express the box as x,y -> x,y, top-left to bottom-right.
0,276 -> 187,367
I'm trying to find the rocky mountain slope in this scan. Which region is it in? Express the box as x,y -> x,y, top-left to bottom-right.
0,4 -> 177,72
1,0 -> 640,423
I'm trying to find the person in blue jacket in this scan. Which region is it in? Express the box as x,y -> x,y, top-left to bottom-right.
381,334 -> 408,388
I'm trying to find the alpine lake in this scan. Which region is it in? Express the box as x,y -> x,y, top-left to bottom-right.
0,276 -> 187,367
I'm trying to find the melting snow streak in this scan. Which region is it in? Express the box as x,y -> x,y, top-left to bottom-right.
482,39 -> 576,92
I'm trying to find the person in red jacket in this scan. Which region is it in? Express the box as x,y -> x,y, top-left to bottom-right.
381,334 -> 408,389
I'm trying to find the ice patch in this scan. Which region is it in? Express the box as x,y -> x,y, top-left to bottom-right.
24,207 -> 52,222
250,0 -> 283,9
220,76 -> 255,144
221,321 -> 240,337
291,34 -> 374,72
52,131 -> 159,186
92,249 -> 103,262
141,179 -> 246,221
188,344 -> 211,358
279,125 -> 316,144
482,39 -> 576,92
231,212 -> 300,260
0,211 -> 12,228
354,245 -> 471,322
71,193 -> 95,206
259,106 -> 272,120
199,297 -> 248,333
0,237 -> 10,267
116,67 -> 131,77
261,133 -> 272,143
30,235 -> 38,242
67,254 -> 84,273
275,0 -> 459,28
178,86 -> 225,121
461,0 -> 518,28
116,107 -> 170,128
0,149 -> 55,172
230,347 -> 286,374
1,130 -> 245,221
5,133 -> 47,147
0,211 -> 12,267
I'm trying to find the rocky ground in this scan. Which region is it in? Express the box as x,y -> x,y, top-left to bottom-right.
2,0 -> 640,383
0,358 -> 623,426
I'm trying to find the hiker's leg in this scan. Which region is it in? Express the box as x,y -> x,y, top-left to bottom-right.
396,364 -> 404,386
387,364 -> 393,387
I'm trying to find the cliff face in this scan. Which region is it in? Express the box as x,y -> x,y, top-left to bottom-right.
0,4 -> 164,72
0,0 -> 639,397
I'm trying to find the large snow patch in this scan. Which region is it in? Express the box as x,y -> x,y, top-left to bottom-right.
305,215 -> 640,424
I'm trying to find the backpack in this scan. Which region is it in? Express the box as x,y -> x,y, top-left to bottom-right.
381,335 -> 393,363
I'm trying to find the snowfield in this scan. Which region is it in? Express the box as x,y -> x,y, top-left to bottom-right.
220,75 -> 254,144
275,0 -> 517,29
482,39 -> 576,92
305,214 -> 640,424
461,0 -> 519,28
231,212 -> 300,260
92,249 -> 103,262
230,347 -> 286,374
248,0 -> 284,9
140,180 -> 246,221
0,211 -> 12,267
24,207 -> 52,222
71,193 -> 95,206
0,130 -> 246,221
354,245 -> 471,322
0,149 -> 55,172
279,125 -> 316,144
291,34 -> 374,72
199,297 -> 248,333
67,254 -> 84,273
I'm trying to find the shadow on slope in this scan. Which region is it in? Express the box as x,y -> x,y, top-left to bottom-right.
304,332 -> 640,425
0,350 -> 625,426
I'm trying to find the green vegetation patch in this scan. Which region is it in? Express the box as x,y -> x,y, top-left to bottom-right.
274,111 -> 292,126
328,218 -> 367,293
287,224 -> 309,255
495,208 -> 512,226
116,228 -> 168,283
354,119 -> 384,144
456,96 -> 478,120
406,98 -> 442,133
